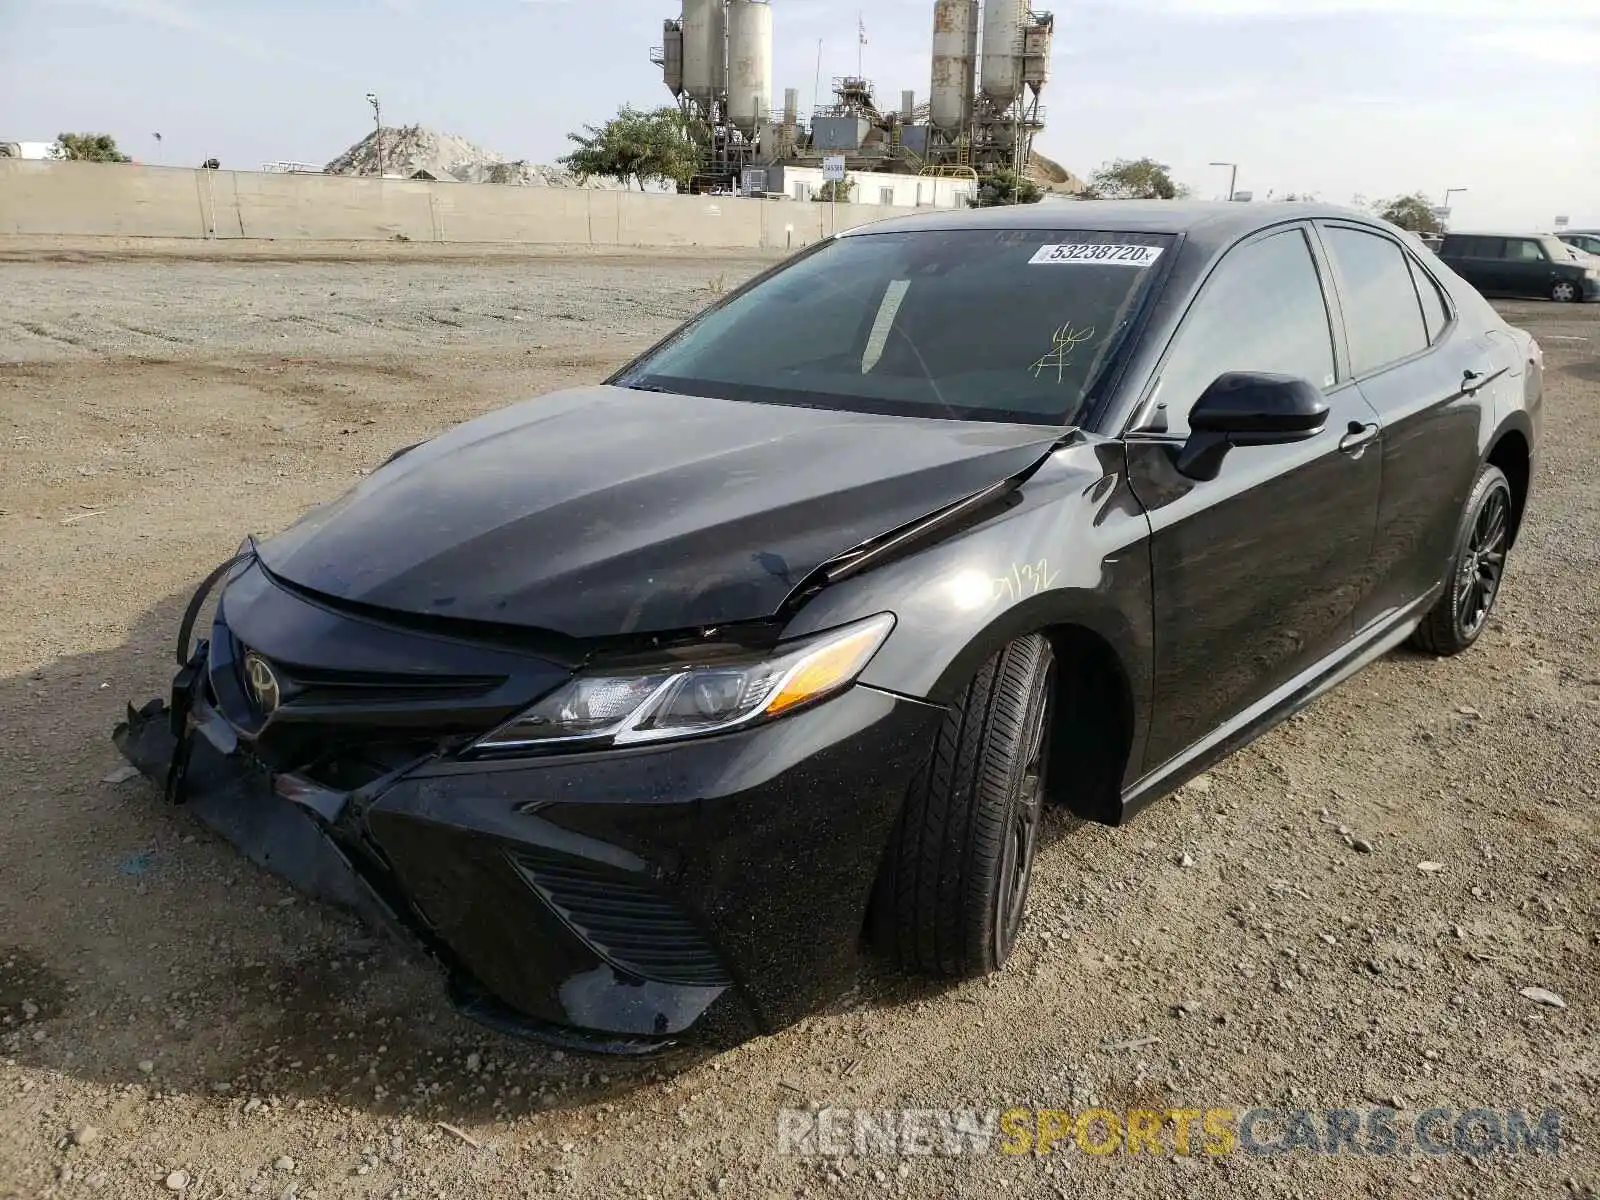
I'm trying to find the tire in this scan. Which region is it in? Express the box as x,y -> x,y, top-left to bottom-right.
875,634 -> 1055,978
1410,464 -> 1514,656
1551,279 -> 1579,303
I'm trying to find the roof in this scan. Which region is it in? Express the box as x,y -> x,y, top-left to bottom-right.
1442,230 -> 1566,239
842,199 -> 1392,252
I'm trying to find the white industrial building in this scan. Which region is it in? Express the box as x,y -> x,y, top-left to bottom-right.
749,164 -> 974,208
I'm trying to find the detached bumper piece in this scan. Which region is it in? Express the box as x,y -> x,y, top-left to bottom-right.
113,696 -> 401,934
113,559 -> 944,1054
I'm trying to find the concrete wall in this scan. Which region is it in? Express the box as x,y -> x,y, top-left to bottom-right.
0,160 -> 919,249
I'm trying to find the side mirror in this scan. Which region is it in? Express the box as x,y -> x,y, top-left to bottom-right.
1176,371 -> 1330,481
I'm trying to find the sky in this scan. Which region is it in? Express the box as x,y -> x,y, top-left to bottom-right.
2,0 -> 1597,227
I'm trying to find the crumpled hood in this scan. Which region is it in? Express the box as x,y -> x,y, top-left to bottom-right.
256,385 -> 1059,638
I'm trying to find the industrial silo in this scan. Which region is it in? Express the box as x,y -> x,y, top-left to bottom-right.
980,0 -> 1026,106
727,0 -> 772,136
662,19 -> 685,96
929,0 -> 978,135
681,0 -> 727,113
1022,12 -> 1053,88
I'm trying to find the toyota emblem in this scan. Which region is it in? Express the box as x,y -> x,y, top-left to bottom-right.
243,652 -> 282,715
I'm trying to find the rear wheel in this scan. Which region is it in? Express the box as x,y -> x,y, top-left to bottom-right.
875,634 -> 1055,978
1551,279 -> 1579,303
1411,464 -> 1513,656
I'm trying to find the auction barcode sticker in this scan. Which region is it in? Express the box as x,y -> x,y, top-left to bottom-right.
1029,243 -> 1164,267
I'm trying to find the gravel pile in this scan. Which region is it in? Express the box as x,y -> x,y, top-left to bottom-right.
323,124 -> 629,188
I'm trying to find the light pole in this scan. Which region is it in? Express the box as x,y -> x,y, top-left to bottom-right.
1442,186 -> 1467,213
1210,161 -> 1238,202
365,92 -> 383,178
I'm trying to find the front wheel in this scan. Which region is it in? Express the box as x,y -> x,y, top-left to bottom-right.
1551,279 -> 1579,303
873,634 -> 1055,979
1410,463 -> 1513,656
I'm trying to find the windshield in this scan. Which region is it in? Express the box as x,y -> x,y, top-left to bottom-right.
616,227 -> 1174,425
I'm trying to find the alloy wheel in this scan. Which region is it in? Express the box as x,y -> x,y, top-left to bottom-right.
1455,482 -> 1511,641
1552,281 -> 1577,303
993,664 -> 1054,962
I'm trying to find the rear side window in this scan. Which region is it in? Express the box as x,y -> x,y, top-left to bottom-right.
1147,227 -> 1336,438
1407,256 -> 1451,344
1447,236 -> 1503,259
1322,226 -> 1430,376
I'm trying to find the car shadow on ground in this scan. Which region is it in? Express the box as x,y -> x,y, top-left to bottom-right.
0,581 -> 994,1126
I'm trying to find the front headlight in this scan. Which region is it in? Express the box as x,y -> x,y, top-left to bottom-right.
470,612 -> 896,754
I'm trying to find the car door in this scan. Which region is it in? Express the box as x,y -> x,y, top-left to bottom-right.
1497,236 -> 1536,299
1122,224 -> 1383,775
1503,237 -> 1553,297
1441,236 -> 1500,295
1473,237 -> 1516,297
1315,222 -> 1488,631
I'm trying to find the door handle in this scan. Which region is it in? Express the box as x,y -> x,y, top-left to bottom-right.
1338,421 -> 1379,454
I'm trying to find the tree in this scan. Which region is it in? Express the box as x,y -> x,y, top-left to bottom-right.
1082,157 -> 1185,200
560,105 -> 701,192
52,133 -> 130,163
969,167 -> 1042,207
1376,192 -> 1444,236
817,175 -> 854,203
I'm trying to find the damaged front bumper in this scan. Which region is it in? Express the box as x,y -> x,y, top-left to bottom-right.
114,558 -> 944,1055
114,691 -> 416,953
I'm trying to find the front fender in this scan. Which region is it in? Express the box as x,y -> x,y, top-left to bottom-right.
781,437 -> 1155,787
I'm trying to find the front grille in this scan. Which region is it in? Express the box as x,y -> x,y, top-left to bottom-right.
508,849 -> 732,988
270,663 -> 505,708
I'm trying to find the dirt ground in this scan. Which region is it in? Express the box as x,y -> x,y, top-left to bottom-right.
1,238 -> 1595,1200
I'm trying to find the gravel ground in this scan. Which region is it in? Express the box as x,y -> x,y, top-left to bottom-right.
0,242 -> 1596,1200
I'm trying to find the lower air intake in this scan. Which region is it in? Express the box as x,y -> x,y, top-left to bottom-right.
508,849 -> 732,988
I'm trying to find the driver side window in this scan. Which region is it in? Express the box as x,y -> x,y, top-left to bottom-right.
1148,228 -> 1337,438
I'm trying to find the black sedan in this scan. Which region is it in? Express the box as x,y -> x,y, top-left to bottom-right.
115,202 -> 1542,1054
